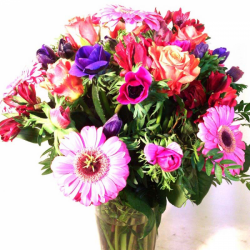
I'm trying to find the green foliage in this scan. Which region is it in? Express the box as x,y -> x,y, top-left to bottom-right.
39,147 -> 57,175
234,100 -> 250,125
231,83 -> 248,95
243,144 -> 250,172
17,127 -> 50,144
197,52 -> 222,80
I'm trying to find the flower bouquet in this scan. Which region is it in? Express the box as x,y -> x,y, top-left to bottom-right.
0,5 -> 249,250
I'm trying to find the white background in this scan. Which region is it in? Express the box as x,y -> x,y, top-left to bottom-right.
0,0 -> 250,250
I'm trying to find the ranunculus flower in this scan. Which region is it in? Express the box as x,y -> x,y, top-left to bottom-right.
103,114 -> 123,138
117,67 -> 152,104
212,47 -> 230,64
40,59 -> 84,102
179,80 -> 206,109
69,44 -> 111,79
227,66 -> 244,82
50,106 -> 71,129
65,16 -> 98,48
149,44 -> 200,96
193,42 -> 209,58
114,34 -> 152,76
0,117 -> 21,142
58,39 -> 75,59
174,25 -> 208,51
144,142 -> 183,172
36,45 -> 57,69
168,40 -> 191,51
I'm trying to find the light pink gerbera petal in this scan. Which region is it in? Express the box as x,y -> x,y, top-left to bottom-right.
51,126 -> 130,206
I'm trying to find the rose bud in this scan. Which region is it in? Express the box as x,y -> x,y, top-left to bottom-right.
58,39 -> 75,59
227,66 -> 244,82
103,36 -> 118,52
193,42 -> 209,58
50,106 -> 71,129
212,47 -> 230,64
103,114 -> 123,138
117,67 -> 152,105
36,44 -> 57,69
69,44 -> 111,79
0,117 -> 21,142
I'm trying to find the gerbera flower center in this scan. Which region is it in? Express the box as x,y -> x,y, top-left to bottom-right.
128,85 -> 144,99
115,6 -> 133,14
218,125 -> 236,153
73,148 -> 110,183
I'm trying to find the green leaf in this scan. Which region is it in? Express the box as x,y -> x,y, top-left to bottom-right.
154,188 -> 167,228
124,189 -> 155,238
246,182 -> 250,190
220,159 -> 236,165
92,84 -> 107,124
215,163 -> 222,184
227,165 -> 243,169
244,103 -> 250,112
166,177 -> 187,208
16,127 -> 40,143
197,155 -> 205,172
243,144 -> 250,172
224,169 -> 240,181
42,168 -> 53,175
206,148 -> 220,157
212,153 -> 224,160
191,171 -> 214,205
205,158 -> 214,176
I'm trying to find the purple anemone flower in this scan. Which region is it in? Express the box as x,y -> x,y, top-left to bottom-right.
36,45 -> 57,69
103,114 -> 123,139
69,44 -> 111,79
212,47 -> 230,64
193,42 -> 209,58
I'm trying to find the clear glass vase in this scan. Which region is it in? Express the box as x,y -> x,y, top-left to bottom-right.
95,199 -> 157,250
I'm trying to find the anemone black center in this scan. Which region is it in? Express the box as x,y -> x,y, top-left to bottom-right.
128,85 -> 144,99
222,131 -> 232,147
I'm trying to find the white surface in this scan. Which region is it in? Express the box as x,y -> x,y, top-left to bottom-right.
0,1 -> 250,250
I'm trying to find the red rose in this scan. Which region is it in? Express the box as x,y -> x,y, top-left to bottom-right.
180,80 -> 206,109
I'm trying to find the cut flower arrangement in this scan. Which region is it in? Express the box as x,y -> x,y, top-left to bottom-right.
1,5 -> 250,250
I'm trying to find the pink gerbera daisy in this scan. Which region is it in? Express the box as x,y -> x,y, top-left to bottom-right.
97,5 -> 163,32
197,105 -> 246,175
51,126 -> 131,206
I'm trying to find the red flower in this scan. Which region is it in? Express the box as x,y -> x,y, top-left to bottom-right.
207,72 -> 237,107
0,118 -> 21,142
114,34 -> 152,76
180,80 -> 206,109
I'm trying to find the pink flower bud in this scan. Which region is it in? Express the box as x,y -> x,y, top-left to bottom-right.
50,106 -> 71,129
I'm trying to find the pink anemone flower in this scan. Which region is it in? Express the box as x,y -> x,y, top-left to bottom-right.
197,105 -> 246,175
51,126 -> 131,206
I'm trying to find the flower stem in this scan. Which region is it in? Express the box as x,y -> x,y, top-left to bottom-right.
121,233 -> 127,250
128,218 -> 136,250
79,99 -> 95,117
143,235 -> 148,250
115,225 -> 120,250
115,104 -> 123,114
100,220 -> 115,250
99,90 -> 113,118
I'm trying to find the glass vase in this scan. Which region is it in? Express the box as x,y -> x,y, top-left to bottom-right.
95,199 -> 157,250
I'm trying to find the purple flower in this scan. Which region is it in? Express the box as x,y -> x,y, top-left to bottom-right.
212,47 -> 230,64
69,44 -> 111,79
103,114 -> 123,138
103,36 -> 118,52
168,40 -> 190,52
193,42 -> 209,58
227,66 -> 244,82
58,39 -> 75,59
36,45 -> 57,69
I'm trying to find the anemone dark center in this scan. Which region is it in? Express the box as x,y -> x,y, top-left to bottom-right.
74,148 -> 110,182
128,85 -> 144,99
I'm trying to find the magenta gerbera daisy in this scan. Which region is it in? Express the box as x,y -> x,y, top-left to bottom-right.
97,5 -> 163,32
51,126 -> 131,206
197,105 -> 246,175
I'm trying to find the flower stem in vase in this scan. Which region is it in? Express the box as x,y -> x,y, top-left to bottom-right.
114,225 -> 120,250
120,233 -> 127,250
128,218 -> 136,249
100,219 -> 115,250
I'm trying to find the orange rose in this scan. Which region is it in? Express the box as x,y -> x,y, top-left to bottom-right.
149,44 -> 200,96
65,16 -> 98,48
40,59 -> 84,102
174,25 -> 208,51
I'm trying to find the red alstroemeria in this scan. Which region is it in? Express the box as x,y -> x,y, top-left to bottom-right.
0,117 -> 21,142
114,34 -> 152,76
206,71 -> 232,93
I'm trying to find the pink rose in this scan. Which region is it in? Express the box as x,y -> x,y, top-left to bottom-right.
40,59 -> 84,102
144,142 -> 183,172
50,106 -> 71,129
117,67 -> 152,105
149,44 -> 200,96
65,16 -> 98,48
